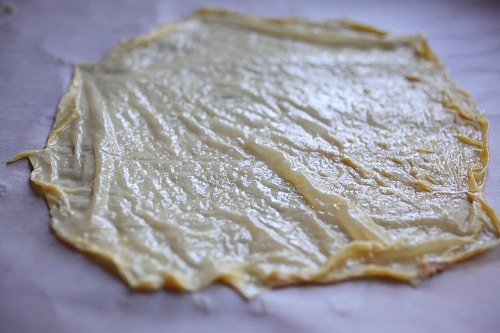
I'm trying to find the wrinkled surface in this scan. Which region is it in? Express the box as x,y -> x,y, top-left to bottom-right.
22,9 -> 499,298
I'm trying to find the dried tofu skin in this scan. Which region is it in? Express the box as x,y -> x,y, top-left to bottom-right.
25,9 -> 499,298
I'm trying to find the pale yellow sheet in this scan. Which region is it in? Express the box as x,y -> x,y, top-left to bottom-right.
15,9 -> 499,298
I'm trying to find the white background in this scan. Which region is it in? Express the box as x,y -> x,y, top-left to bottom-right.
1,0 -> 499,332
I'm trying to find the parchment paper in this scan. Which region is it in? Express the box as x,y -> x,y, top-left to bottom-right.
1,0 -> 499,332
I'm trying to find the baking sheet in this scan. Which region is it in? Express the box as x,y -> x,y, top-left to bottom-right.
1,0 -> 499,332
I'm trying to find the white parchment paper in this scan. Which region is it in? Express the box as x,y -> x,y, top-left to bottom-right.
1,1 -> 499,332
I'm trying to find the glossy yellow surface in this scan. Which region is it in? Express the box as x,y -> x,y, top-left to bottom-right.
20,9 -> 499,298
